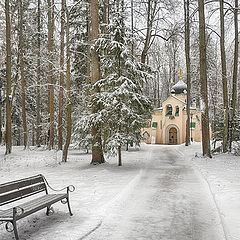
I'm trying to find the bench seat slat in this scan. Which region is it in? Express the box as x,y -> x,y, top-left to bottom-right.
0,194 -> 67,220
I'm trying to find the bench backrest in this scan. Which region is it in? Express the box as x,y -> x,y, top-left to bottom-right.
0,175 -> 47,206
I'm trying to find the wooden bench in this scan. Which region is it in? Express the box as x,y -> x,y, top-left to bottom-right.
0,174 -> 75,240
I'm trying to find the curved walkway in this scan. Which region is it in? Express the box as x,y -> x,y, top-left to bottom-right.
85,145 -> 225,240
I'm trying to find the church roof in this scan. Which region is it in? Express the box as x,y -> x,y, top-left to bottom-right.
171,80 -> 187,94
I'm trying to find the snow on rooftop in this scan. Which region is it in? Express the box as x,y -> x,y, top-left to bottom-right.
171,80 -> 187,94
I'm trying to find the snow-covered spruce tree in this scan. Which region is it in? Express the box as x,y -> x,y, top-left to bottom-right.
70,0 -> 94,153
72,9 -> 152,165
70,0 -> 90,90
94,12 -> 152,166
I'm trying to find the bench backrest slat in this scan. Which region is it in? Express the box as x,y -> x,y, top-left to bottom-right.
0,175 -> 47,206
0,175 -> 44,195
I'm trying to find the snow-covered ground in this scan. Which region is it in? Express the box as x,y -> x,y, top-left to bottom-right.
190,145 -> 240,240
0,143 -> 239,240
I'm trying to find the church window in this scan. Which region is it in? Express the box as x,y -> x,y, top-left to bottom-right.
190,122 -> 196,128
152,122 -> 158,128
175,106 -> 179,116
166,104 -> 172,116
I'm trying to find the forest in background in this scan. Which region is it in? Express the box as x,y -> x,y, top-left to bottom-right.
0,0 -> 239,163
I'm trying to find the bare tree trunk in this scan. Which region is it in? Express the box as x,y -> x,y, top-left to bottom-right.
229,0 -> 238,151
184,0 -> 191,146
90,0 -> 105,164
47,0 -> 55,149
157,72 -> 160,107
36,0 -> 41,147
131,0 -> 134,58
19,0 -> 28,149
32,123 -> 35,146
0,91 -> 2,145
141,0 -> 155,64
198,0 -> 211,157
219,0 -> 229,152
118,145 -> 122,166
103,0 -> 109,28
5,0 -> 12,155
86,4 -> 91,86
172,40 -> 177,83
62,5 -> 72,162
58,0 -> 65,150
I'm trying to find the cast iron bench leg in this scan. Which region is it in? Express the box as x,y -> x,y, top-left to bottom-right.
67,197 -> 73,216
46,206 -> 50,216
13,220 -> 19,240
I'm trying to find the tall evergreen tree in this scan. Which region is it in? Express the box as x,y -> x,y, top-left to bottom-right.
36,0 -> 42,147
5,0 -> 12,154
198,0 -> 211,157
219,0 -> 229,152
229,0 -> 239,151
90,0 -> 105,164
184,0 -> 191,146
62,5 -> 72,162
47,0 -> 55,149
18,0 -> 28,149
94,10 -> 152,165
58,0 -> 66,150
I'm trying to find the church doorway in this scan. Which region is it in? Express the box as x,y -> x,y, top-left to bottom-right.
169,127 -> 177,144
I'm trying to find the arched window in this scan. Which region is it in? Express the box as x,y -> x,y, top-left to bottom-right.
175,106 -> 179,116
166,104 -> 172,116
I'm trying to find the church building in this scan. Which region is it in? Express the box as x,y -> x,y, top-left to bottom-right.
143,80 -> 202,145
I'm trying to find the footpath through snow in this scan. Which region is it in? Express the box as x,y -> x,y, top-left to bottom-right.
0,144 -> 239,240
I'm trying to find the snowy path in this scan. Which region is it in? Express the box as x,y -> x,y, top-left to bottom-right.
85,145 -> 225,240
0,145 -> 232,240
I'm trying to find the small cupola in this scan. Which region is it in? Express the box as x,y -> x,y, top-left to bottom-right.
171,80 -> 187,94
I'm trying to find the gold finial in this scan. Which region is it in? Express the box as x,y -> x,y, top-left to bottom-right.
178,69 -> 183,80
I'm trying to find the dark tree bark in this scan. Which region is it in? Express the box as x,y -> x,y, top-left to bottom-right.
5,0 -> 12,155
229,0 -> 238,151
118,146 -> 122,166
198,0 -> 211,157
131,0 -> 134,58
58,0 -> 65,150
90,0 -> 105,164
62,5 -> 72,163
47,0 -> 55,149
36,0 -> 41,147
19,0 -> 28,149
141,0 -> 157,64
184,0 -> 191,146
219,0 -> 229,152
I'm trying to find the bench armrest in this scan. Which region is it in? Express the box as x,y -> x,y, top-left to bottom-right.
41,175 -> 75,194
13,206 -> 24,218
67,185 -> 75,193
46,184 -> 75,193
